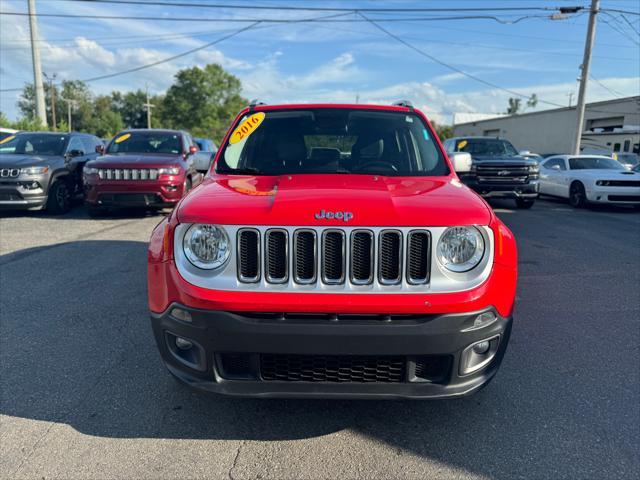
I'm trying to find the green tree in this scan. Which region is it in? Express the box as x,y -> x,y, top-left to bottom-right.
432,122 -> 453,141
87,95 -> 124,138
161,64 -> 247,141
506,98 -> 521,115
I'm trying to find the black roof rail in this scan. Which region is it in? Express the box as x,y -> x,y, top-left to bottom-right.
248,99 -> 266,113
392,100 -> 414,110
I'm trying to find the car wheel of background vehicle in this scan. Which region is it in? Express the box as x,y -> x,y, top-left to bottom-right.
46,179 -> 72,214
516,199 -> 535,209
569,182 -> 587,208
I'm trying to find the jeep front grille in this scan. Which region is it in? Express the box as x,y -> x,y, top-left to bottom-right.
96,168 -> 159,180
237,228 -> 431,288
0,168 -> 20,178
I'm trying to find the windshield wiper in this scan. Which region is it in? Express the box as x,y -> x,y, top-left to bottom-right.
217,167 -> 263,175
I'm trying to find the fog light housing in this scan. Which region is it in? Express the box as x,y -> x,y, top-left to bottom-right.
459,335 -> 500,376
170,307 -> 192,323
175,337 -> 192,350
164,332 -> 205,371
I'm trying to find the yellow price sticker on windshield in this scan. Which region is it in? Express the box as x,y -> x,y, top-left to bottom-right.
229,112 -> 265,145
457,140 -> 468,150
114,133 -> 131,143
0,135 -> 15,144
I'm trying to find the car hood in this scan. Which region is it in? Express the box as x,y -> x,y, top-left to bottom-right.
177,174 -> 493,227
0,154 -> 60,167
572,170 -> 640,180
470,155 -> 537,166
87,153 -> 181,168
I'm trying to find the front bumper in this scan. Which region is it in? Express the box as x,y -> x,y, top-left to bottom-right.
150,305 -> 512,399
84,176 -> 185,208
585,186 -> 640,204
461,177 -> 539,199
0,180 -> 48,210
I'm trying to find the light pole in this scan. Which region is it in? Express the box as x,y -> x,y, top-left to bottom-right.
28,0 -> 47,127
44,72 -> 57,131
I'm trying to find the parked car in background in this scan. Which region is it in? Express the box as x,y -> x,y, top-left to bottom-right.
83,129 -> 203,216
0,131 -> 102,213
192,137 -> 218,174
443,136 -> 539,208
539,155 -> 640,208
613,152 -> 639,170
0,127 -> 18,142
148,101 -> 518,399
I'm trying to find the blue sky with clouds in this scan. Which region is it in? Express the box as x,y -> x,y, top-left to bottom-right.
1,0 -> 639,124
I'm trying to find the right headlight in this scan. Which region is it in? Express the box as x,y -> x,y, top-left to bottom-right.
436,226 -> 485,272
183,224 -> 230,270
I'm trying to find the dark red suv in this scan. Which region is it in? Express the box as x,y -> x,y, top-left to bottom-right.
83,129 -> 203,215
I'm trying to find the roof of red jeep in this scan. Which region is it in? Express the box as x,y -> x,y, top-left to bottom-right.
245,103 -> 418,114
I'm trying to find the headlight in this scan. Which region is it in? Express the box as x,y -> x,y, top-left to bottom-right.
528,165 -> 539,172
437,226 -> 485,272
21,166 -> 49,175
84,167 -> 98,175
158,167 -> 180,175
183,224 -> 230,270
596,180 -> 608,186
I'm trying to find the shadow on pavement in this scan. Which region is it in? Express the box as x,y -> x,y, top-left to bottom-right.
1,236 -> 637,479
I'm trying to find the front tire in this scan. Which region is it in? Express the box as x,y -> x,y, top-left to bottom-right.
46,179 -> 72,214
515,198 -> 535,209
569,182 -> 587,208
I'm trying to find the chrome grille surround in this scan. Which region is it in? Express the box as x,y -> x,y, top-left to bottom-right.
0,168 -> 20,178
97,168 -> 158,180
236,228 -> 261,283
293,229 -> 318,285
173,225 -> 494,294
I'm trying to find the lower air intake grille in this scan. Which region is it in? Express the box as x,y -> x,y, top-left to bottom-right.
260,354 -> 406,383
265,229 -> 288,283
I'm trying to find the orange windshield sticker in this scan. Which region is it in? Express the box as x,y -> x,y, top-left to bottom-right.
0,135 -> 15,144
114,133 -> 131,143
229,112 -> 265,145
457,140 -> 468,150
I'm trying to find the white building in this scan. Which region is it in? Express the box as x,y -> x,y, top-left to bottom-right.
453,96 -> 640,156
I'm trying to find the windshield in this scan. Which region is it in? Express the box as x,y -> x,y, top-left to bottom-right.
217,109 -> 448,176
106,131 -> 182,155
569,157 -> 626,170
0,133 -> 68,156
455,138 -> 519,157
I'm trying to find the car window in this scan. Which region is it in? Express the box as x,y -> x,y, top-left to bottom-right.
67,137 -> 85,154
454,138 -> 519,156
217,108 -> 448,176
569,157 -> 626,170
81,137 -> 96,154
107,131 -> 182,155
543,158 -> 566,171
0,133 -> 68,156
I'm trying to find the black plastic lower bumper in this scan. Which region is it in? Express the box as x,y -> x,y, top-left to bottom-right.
150,306 -> 512,399
461,177 -> 539,199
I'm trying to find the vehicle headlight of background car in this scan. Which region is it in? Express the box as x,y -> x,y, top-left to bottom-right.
20,166 -> 49,176
182,224 -> 230,270
158,166 -> 181,175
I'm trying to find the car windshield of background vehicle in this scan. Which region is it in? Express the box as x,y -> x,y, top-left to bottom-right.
569,157 -> 626,170
456,139 -> 519,157
0,133 -> 68,156
217,109 -> 449,176
106,132 -> 182,155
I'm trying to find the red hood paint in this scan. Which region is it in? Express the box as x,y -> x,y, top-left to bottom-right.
177,174 -> 492,227
88,153 -> 183,169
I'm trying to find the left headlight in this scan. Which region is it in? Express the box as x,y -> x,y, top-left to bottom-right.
21,166 -> 49,175
436,226 -> 485,273
183,224 -> 230,270
84,167 -> 98,175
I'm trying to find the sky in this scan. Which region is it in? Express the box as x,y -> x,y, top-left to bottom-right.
0,0 -> 639,124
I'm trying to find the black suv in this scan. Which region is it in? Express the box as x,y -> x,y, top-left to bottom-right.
0,131 -> 102,213
444,136 -> 539,208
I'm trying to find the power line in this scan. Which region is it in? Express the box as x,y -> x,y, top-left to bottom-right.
29,0 -> 586,13
601,13 -> 640,45
355,11 -> 566,108
620,13 -> 640,35
589,75 -> 624,98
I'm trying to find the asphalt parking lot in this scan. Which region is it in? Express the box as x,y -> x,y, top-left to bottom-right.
1,198 -> 638,480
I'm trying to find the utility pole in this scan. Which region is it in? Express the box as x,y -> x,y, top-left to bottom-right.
143,85 -> 154,129
567,92 -> 574,107
44,72 -> 57,131
572,0 -> 599,155
65,98 -> 77,132
28,0 -> 47,128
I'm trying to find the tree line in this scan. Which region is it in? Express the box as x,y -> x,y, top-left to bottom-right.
0,64 -> 247,143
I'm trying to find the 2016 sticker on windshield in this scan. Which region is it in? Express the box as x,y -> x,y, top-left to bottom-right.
229,112 -> 265,145
0,135 -> 15,144
115,133 -> 131,143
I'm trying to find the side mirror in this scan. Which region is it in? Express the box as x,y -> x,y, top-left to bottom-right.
450,152 -> 472,173
551,164 -> 561,171
66,149 -> 84,158
95,144 -> 105,154
193,152 -> 213,174
189,145 -> 198,155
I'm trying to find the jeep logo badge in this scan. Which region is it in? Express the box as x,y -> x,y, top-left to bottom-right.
315,210 -> 353,222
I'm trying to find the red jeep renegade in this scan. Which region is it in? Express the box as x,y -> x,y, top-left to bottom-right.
148,102 -> 517,399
